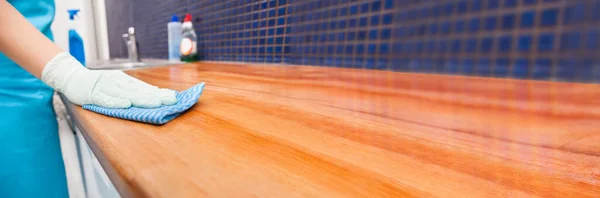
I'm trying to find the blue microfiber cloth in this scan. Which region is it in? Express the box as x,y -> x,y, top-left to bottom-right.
82,82 -> 205,125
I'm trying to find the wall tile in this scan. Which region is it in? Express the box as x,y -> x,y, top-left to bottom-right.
99,0 -> 600,83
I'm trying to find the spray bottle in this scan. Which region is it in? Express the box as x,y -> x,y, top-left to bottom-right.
67,9 -> 85,66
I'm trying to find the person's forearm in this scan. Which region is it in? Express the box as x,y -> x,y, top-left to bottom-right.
0,0 -> 63,78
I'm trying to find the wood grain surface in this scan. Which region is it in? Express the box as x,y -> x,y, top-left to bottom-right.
67,62 -> 600,198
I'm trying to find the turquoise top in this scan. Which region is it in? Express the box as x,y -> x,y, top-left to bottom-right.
0,1 -> 68,197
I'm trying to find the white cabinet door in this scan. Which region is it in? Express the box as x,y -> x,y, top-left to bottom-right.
54,93 -> 86,198
75,127 -> 121,198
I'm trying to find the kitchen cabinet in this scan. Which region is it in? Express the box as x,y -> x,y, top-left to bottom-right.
74,125 -> 121,198
58,92 -> 121,198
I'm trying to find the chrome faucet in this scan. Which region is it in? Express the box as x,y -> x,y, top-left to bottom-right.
122,27 -> 141,62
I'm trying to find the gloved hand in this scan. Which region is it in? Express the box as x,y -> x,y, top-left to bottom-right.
41,52 -> 177,108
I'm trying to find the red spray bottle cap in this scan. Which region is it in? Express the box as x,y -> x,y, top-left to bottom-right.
183,14 -> 192,22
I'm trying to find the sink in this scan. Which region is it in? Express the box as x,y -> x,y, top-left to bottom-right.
86,59 -> 183,70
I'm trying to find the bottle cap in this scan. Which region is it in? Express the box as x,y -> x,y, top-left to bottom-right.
183,13 -> 192,22
170,15 -> 179,22
67,9 -> 80,20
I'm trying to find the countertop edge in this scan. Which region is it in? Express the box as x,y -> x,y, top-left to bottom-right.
60,94 -> 142,198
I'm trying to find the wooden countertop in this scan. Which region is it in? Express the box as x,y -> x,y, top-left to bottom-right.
66,62 -> 600,197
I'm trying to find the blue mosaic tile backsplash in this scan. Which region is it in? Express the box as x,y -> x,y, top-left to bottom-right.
115,0 -> 600,82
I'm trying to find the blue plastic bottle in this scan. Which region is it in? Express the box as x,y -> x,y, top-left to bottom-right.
67,9 -> 85,66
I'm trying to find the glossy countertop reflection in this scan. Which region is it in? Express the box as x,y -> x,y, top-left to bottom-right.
65,62 -> 600,197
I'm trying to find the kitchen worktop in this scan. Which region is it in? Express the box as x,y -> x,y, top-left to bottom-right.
64,62 -> 600,197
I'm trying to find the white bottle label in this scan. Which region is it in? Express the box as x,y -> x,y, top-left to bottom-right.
180,38 -> 196,56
